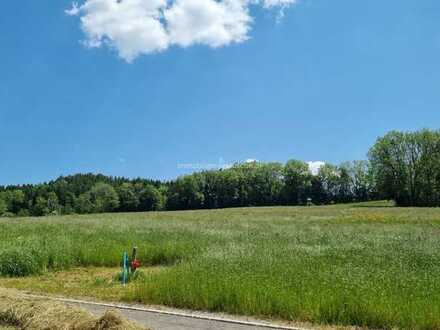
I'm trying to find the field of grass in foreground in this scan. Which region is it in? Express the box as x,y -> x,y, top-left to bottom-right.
1,202 -> 440,329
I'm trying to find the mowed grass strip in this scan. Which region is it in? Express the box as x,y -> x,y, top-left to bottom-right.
0,288 -> 144,329
1,202 -> 440,329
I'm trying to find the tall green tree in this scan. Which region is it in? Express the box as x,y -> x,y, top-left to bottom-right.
88,183 -> 120,213
167,175 -> 204,210
350,160 -> 374,202
46,192 -> 61,215
283,160 -> 312,205
0,196 -> 6,216
33,196 -> 49,216
336,164 -> 354,203
138,184 -> 162,211
369,129 -> 440,206
317,164 -> 340,204
75,193 -> 94,214
117,183 -> 139,212
4,190 -> 25,214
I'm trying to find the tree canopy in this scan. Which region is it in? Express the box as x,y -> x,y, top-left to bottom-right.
2,129 -> 439,217
0,160 -> 375,217
369,129 -> 440,206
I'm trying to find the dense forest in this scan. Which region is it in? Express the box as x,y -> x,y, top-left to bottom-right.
1,129 -> 439,217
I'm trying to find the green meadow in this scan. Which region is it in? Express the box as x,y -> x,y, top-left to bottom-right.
1,201 -> 440,329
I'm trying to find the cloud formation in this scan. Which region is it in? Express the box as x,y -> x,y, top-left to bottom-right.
67,0 -> 296,62
307,161 -> 325,175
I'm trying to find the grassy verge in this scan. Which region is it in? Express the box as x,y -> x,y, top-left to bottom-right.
1,203 -> 440,329
0,288 -> 144,329
0,267 -> 157,302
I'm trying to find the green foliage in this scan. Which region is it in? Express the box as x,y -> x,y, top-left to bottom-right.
167,175 -> 205,210
46,192 -> 61,215
22,129 -> 440,216
0,162 -> 377,217
0,174 -> 165,217
75,193 -> 94,214
0,249 -> 42,277
115,269 -> 146,283
0,190 -> 25,215
369,129 -> 440,206
138,184 -> 162,211
88,183 -> 120,213
117,183 -> 139,212
4,129 -> 440,215
283,160 -> 312,205
33,196 -> 49,216
350,160 -> 374,201
0,197 -> 6,216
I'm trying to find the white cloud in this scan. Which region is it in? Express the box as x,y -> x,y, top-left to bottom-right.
67,0 -> 296,62
165,0 -> 251,48
262,0 -> 296,8
67,0 -> 169,62
307,161 -> 325,175
66,2 -> 80,15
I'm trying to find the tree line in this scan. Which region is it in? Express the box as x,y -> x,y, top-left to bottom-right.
0,129 -> 439,217
0,160 -> 375,217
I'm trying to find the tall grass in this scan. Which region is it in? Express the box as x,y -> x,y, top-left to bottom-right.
1,203 -> 440,328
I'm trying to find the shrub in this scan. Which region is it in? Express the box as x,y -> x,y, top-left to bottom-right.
0,249 -> 42,277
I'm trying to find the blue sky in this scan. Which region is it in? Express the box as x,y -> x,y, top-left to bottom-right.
1,0 -> 440,185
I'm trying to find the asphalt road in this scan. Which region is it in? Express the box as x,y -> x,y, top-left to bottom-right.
80,302 -> 286,330
23,292 -> 301,330
61,299 -> 300,330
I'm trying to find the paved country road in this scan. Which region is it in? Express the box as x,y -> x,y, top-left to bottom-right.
80,302 -> 296,330
27,294 -> 302,330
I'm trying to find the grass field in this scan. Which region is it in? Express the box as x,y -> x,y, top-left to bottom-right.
1,201 -> 440,329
